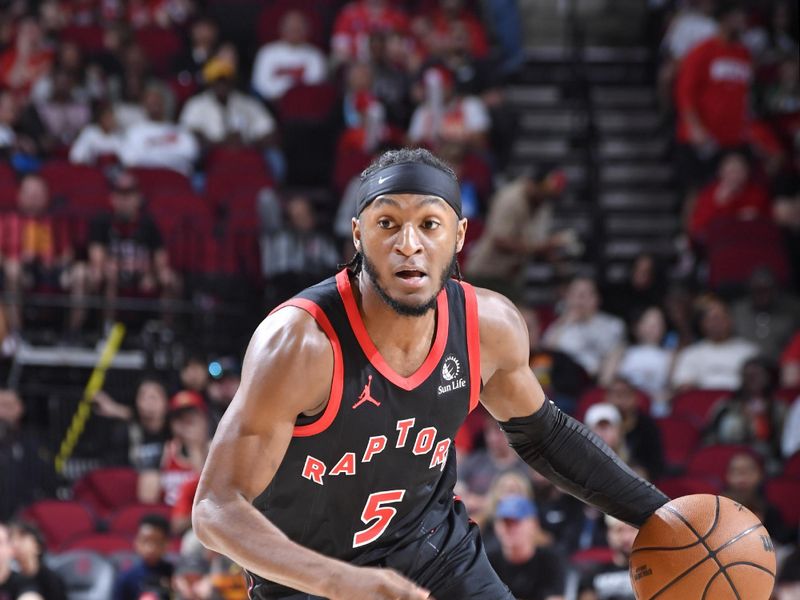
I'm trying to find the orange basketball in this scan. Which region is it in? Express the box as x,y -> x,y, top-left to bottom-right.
629,494 -> 776,600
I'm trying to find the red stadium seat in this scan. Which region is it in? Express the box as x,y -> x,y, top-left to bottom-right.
656,416 -> 701,470
148,191 -> 211,222
108,503 -> 172,536
570,546 -> 615,566
0,161 -> 15,185
62,533 -> 133,555
72,467 -> 140,518
21,500 -> 97,550
206,169 -> 273,213
574,387 -> 650,423
60,25 -> 106,53
205,146 -> 268,175
278,83 -> 338,122
256,1 -> 326,48
40,161 -> 108,201
783,452 -> 800,480
0,180 -> 18,211
134,27 -> 184,76
765,478 -> 800,528
129,167 -> 193,197
654,475 -> 721,499
685,444 -> 753,483
776,388 -> 799,405
670,388 -> 730,427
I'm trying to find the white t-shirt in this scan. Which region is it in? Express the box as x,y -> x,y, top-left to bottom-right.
782,397 -> 800,458
671,338 -> 759,390
618,345 -> 674,400
407,96 -> 490,145
69,124 -> 124,165
180,90 -> 275,144
663,10 -> 718,60
119,120 -> 200,175
251,41 -> 327,101
542,312 -> 626,377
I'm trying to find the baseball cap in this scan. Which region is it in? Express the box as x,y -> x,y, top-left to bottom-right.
495,495 -> 537,521
585,403 -> 622,429
203,57 -> 235,83
169,390 -> 207,415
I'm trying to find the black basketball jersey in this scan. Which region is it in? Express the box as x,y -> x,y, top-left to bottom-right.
247,269 -> 481,598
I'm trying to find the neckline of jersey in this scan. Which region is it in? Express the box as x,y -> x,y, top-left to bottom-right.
336,269 -> 449,391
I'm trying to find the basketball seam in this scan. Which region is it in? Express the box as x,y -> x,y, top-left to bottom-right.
720,561 -> 776,577
700,567 -> 724,600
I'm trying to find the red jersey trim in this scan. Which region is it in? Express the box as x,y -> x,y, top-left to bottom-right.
335,269 -> 449,391
459,281 -> 481,413
270,298 -> 344,437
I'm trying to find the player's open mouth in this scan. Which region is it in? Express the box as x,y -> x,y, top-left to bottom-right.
395,269 -> 427,288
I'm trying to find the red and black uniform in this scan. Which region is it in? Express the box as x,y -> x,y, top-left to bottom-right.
248,269 -> 513,599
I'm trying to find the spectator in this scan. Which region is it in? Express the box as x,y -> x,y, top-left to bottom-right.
178,354 -> 211,402
542,276 -> 626,378
0,174 -> 82,351
114,514 -> 174,600
171,474 -> 199,537
84,170 -> 180,329
0,389 -> 55,525
30,70 -> 90,153
464,165 -> 572,300
477,471 -> 535,532
602,307 -> 674,415
260,191 -> 339,307
138,390 -> 209,506
486,495 -> 565,600
671,298 -> 759,390
661,0 -> 718,62
731,267 -> 799,361
776,548 -> 800,600
0,17 -> 53,97
422,0 -> 490,60
584,403 -> 630,466
180,57 -> 281,179
407,65 -> 490,151
604,376 -> 665,480
8,521 -> 66,600
705,357 -> 786,463
251,10 -> 327,103
331,0 -> 410,64
30,40 -> 88,104
69,100 -> 123,166
0,523 -> 41,600
783,395 -> 800,459
773,176 -> 800,292
338,62 -> 395,157
92,378 -> 170,470
173,15 -> 220,86
782,331 -> 800,388
662,283 -> 698,351
722,450 -> 790,543
109,44 -> 152,131
578,516 -> 638,600
603,253 -> 666,320
674,1 -> 752,189
206,355 -> 240,432
687,152 -> 772,244
367,32 -> 412,127
119,82 -> 199,175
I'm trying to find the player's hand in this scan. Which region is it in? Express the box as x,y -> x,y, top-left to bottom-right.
327,565 -> 434,600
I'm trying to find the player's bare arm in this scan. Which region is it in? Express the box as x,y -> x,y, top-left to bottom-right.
192,307 -> 432,600
472,287 -> 669,528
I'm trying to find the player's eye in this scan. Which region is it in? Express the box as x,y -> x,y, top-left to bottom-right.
377,218 -> 394,229
422,219 -> 440,230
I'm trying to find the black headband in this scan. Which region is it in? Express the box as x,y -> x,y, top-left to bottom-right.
356,163 -> 462,218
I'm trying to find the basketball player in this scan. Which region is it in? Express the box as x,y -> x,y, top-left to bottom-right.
193,149 -> 669,599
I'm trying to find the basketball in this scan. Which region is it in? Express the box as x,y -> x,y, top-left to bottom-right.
629,494 -> 776,600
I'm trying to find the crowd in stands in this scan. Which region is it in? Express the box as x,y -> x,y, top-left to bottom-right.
0,0 -> 798,599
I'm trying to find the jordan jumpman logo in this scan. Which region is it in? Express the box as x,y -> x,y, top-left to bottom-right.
352,375 -> 381,409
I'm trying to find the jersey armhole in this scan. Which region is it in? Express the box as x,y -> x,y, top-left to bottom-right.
458,281 -> 481,413
270,299 -> 344,437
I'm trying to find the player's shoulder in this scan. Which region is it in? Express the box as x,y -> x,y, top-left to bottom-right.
470,285 -> 526,333
468,285 -> 529,364
251,304 -> 334,368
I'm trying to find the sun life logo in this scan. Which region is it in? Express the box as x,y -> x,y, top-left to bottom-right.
442,355 -> 460,381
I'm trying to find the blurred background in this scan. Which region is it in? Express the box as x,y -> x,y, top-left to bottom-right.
0,0 -> 797,598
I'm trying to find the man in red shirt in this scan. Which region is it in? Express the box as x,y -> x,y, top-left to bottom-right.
674,1 -> 752,189
331,0 -> 410,64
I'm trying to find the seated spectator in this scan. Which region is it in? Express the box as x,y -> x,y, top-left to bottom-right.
782,331 -> 800,388
478,471 -> 535,532
338,63 -> 397,157
603,253 -> 666,320
92,378 -> 170,470
8,521 -> 66,600
172,15 -> 220,86
457,419 -> 531,520
367,32 -> 412,127
69,100 -> 123,166
722,450 -> 790,543
421,0 -> 490,60
138,390 -> 209,506
178,353 -> 211,403
114,514 -> 174,600
407,65 -> 490,151
206,355 -> 240,433
578,516 -> 638,600
662,283 -> 699,351
83,170 -> 180,328
604,377 -> 665,480
0,174 -> 83,351
731,267 -> 799,361
171,474 -> 199,537
486,496 -> 565,600
251,10 -> 327,103
705,357 -> 786,463
542,276 -> 626,379
0,522 -> 42,600
772,176 -> 800,291
671,298 -> 758,390
661,0 -> 718,62
31,70 -> 90,151
331,0 -> 410,64
260,190 -> 339,308
464,165 -> 571,301
602,307 -> 674,414
783,395 -> 800,459
109,44 -> 152,131
687,152 -> 772,244
673,2 -> 753,191
0,17 -> 53,97
584,403 -> 630,467
180,57 -> 281,179
119,82 -> 199,175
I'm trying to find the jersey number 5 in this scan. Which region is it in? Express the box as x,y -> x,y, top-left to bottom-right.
352,490 -> 406,548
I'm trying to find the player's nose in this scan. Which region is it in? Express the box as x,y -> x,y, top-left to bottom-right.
394,223 -> 423,256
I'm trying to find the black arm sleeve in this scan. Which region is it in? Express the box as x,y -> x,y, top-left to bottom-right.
498,398 -> 669,527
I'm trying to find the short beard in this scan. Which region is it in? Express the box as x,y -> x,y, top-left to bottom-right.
360,249 -> 456,317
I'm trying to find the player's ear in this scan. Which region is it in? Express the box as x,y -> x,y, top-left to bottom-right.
352,217 -> 361,251
455,218 -> 467,253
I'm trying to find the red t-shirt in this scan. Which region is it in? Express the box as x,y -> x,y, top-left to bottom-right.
428,9 -> 489,58
171,474 -> 200,521
675,37 -> 753,146
782,332 -> 800,366
688,178 -> 772,241
332,2 -> 410,61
